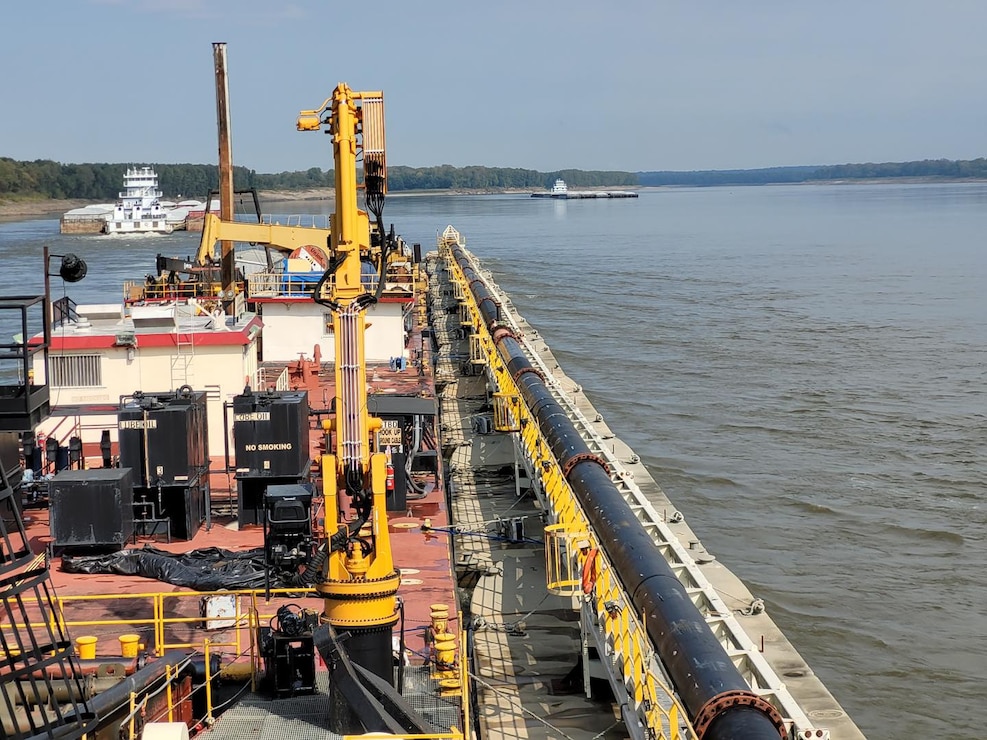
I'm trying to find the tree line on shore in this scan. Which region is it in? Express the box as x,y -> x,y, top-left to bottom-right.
0,158 -> 637,200
639,158 -> 987,186
3,156 -> 987,201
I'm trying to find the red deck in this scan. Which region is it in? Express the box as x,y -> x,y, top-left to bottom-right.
20,347 -> 459,671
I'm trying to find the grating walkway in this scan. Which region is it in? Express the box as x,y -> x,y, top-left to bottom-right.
207,666 -> 460,740
208,673 -> 338,740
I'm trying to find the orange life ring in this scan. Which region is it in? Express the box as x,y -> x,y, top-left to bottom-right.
581,548 -> 599,594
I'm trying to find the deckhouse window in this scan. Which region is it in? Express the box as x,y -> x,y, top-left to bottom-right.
50,354 -> 102,388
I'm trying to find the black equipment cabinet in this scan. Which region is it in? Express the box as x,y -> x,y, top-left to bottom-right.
263,484 -> 313,568
118,388 -> 209,540
0,432 -> 24,528
50,468 -> 134,549
232,390 -> 310,525
258,605 -> 318,696
237,476 -> 303,527
259,629 -> 316,696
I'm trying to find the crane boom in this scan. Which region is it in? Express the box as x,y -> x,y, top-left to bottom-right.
194,215 -> 331,265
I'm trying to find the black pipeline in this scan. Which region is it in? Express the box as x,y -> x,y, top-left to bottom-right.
450,247 -> 785,740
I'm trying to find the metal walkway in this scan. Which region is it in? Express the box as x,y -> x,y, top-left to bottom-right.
207,667 -> 460,740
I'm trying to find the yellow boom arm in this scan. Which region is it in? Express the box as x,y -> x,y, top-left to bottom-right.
193,214 -> 331,265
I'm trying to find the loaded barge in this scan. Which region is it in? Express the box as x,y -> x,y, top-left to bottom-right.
0,45 -> 862,740
530,179 -> 638,199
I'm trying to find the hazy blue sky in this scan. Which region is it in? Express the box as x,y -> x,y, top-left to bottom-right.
3,0 -> 986,173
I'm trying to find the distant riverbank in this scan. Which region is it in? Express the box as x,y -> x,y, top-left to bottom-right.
6,177 -> 987,222
0,187 -> 536,221
0,198 -> 93,221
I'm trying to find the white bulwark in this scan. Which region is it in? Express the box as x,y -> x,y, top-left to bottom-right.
256,299 -> 407,363
247,253 -> 415,364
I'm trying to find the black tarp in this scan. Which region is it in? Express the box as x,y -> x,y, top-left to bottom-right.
61,546 -> 296,591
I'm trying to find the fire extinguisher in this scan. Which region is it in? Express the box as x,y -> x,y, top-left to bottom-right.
385,462 -> 395,494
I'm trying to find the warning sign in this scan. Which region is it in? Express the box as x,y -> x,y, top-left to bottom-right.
377,421 -> 402,446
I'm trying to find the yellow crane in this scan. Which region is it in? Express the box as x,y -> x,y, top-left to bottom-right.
196,56 -> 414,729
296,84 -> 401,690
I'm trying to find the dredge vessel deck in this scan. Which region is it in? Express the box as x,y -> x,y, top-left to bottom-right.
1,49 -> 864,740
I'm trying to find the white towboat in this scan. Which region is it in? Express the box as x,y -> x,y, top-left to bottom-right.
104,166 -> 174,234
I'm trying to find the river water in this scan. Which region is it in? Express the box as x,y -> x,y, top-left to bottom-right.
2,183 -> 984,738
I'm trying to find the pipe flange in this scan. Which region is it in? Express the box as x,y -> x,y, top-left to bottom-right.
492,325 -> 516,345
561,452 -> 608,478
319,589 -> 399,601
512,365 -> 545,383
692,690 -> 786,739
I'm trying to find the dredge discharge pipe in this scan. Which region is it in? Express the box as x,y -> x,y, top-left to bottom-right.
450,247 -> 784,740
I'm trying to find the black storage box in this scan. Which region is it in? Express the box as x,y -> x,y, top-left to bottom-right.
51,468 -> 134,548
233,390 -> 310,479
119,389 -> 209,541
118,390 -> 209,487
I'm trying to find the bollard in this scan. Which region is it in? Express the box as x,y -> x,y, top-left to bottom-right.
432,631 -> 457,666
429,603 -> 449,634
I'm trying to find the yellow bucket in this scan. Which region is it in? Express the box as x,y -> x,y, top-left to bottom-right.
76,636 -> 97,660
119,634 -> 140,659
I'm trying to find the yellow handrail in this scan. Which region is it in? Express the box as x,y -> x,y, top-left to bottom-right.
442,240 -> 697,740
0,587 -> 315,658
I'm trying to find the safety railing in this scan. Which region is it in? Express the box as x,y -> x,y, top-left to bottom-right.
246,269 -> 416,299
261,213 -> 330,229
256,364 -> 291,391
45,587 -> 313,658
245,271 -> 325,298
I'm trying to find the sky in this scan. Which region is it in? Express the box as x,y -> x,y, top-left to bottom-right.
3,0 -> 987,174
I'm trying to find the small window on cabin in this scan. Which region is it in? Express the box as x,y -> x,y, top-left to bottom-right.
323,313 -> 335,337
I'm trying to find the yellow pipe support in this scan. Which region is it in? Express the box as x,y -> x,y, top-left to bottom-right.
322,453 -> 339,524
155,594 -> 164,657
204,639 -> 214,723
165,664 -> 174,722
128,691 -> 137,740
